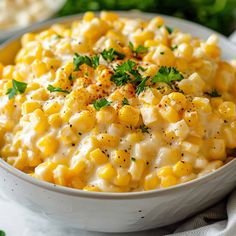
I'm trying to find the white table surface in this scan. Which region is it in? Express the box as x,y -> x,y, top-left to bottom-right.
0,195 -> 153,236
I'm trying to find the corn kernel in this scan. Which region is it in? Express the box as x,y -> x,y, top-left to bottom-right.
168,92 -> 187,111
193,97 -> 211,113
53,165 -> 69,186
48,113 -> 62,128
114,170 -> 131,186
30,109 -> 48,133
152,45 -> 175,67
157,166 -> 173,177
173,161 -> 192,177
98,163 -> 116,181
125,132 -> 144,143
133,31 -> 154,45
158,105 -> 179,123
160,175 -> 178,188
21,33 -> 35,46
83,185 -> 101,192
70,158 -> 86,176
34,161 -> 57,183
101,11 -> 119,21
129,159 -> 145,181
97,133 -> 119,148
44,101 -> 61,114
90,148 -> 108,165
218,101 -> 236,119
22,101 -> 41,114
143,172 -> 160,190
37,134 -> 59,157
207,138 -> 226,160
32,60 -> 48,77
118,105 -> 140,127
70,176 -> 85,189
83,12 -> 95,21
69,110 -> 96,133
96,106 -> 117,124
183,111 -> 199,127
112,150 -> 130,168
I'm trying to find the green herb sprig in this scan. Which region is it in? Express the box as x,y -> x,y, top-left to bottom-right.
139,125 -> 150,133
101,48 -> 125,62
151,66 -> 184,87
122,97 -> 129,106
128,42 -> 148,57
47,85 -> 70,94
93,98 -> 112,111
6,79 -> 27,99
205,89 -> 221,97
73,53 -> 100,71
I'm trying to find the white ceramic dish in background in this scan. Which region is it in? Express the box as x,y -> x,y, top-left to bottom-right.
0,0 -> 66,41
0,12 -> 236,233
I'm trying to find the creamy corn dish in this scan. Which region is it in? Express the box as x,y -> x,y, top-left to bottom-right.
1,12 -> 236,193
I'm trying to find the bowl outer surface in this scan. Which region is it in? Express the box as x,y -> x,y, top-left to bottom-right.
1,12 -> 236,232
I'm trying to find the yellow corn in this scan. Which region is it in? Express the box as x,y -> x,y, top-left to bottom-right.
90,148 -> 108,165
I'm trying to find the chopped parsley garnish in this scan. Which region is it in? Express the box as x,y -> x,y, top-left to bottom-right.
131,157 -> 136,162
171,45 -> 178,51
151,66 -> 184,87
47,85 -> 70,94
165,26 -> 173,34
122,97 -> 129,106
91,55 -> 100,69
101,48 -> 125,62
139,124 -> 150,133
6,79 -> 27,99
73,53 -> 100,71
73,53 -> 92,71
93,98 -> 112,111
138,66 -> 147,72
111,60 -> 137,86
136,77 -> 149,95
68,73 -> 76,81
0,230 -> 5,236
205,89 -> 221,97
53,34 -> 62,40
128,42 -> 148,57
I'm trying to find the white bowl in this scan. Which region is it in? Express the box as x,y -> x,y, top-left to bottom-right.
0,0 -> 66,41
1,12 -> 236,233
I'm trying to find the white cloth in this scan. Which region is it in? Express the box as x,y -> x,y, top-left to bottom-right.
2,190 -> 236,236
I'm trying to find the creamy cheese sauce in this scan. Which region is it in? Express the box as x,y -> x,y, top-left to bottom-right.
0,12 -> 236,192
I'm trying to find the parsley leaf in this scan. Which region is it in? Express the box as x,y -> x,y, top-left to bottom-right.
138,66 -> 147,72
93,98 -> 112,111
128,42 -> 148,57
205,89 -> 221,97
6,79 -> 27,99
136,77 -> 149,95
73,53 -> 92,71
165,26 -> 173,34
111,60 -> 137,86
131,157 -> 136,162
101,48 -> 125,62
68,73 -> 76,81
47,85 -> 70,94
139,124 -> 150,133
151,66 -> 184,86
171,45 -> 178,51
91,55 -> 100,69
122,97 -> 129,106
0,230 -> 5,236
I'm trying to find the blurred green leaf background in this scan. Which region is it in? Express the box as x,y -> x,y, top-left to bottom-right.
58,0 -> 236,36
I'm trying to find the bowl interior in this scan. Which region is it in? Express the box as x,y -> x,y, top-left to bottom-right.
0,12 -> 236,198
1,11 -> 236,65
